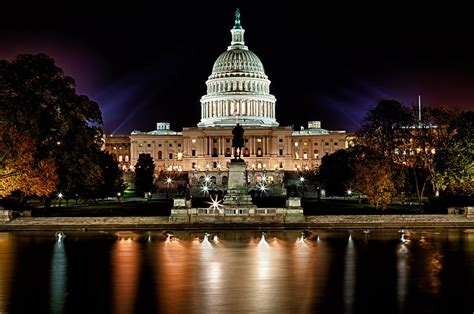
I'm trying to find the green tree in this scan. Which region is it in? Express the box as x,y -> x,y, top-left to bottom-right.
357,99 -> 413,157
318,148 -> 357,196
134,154 -> 155,197
435,111 -> 474,196
0,53 -> 103,205
97,151 -> 125,198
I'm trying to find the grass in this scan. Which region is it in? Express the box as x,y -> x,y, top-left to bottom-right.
303,199 -> 426,215
31,199 -> 173,217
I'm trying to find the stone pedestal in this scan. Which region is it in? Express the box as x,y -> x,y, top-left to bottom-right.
285,197 -> 305,223
223,159 -> 255,207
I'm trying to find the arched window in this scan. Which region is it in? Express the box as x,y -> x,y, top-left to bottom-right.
313,149 -> 319,159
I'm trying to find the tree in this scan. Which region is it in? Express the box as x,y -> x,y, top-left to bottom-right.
0,53 -> 103,205
357,99 -> 413,157
134,154 -> 155,196
353,149 -> 396,210
97,151 -> 125,198
394,105 -> 459,206
434,111 -> 474,196
0,126 -> 58,199
318,148 -> 357,196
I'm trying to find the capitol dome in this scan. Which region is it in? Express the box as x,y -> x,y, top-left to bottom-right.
198,9 -> 278,128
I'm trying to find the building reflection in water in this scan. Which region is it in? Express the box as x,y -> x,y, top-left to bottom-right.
397,242 -> 409,314
0,233 -> 15,314
344,234 -> 356,314
50,240 -> 67,314
112,232 -> 141,314
157,233 -> 194,314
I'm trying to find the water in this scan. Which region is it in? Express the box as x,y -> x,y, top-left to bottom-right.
1,229 -> 473,313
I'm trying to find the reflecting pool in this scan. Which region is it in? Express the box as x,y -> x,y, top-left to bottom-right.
0,229 -> 473,313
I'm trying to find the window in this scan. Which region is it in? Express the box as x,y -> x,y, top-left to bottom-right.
325,142 -> 329,146
279,148 -> 283,155
225,148 -> 231,157
213,138 -> 218,143
169,144 -> 172,147
294,142 -> 299,147
192,149 -> 196,157
139,144 -> 143,147
303,142 -> 307,146
257,138 -> 262,143
125,155 -> 129,162
147,144 -> 151,147
243,148 -> 250,157
169,153 -> 173,159
158,144 -> 162,147
213,161 -> 217,168
334,142 -> 338,146
226,139 -> 230,143
158,151 -> 163,160
212,148 -> 218,157
192,162 -> 196,169
279,138 -> 283,143
178,143 -> 181,147
191,138 -> 196,144
118,155 -> 123,162
257,148 -> 262,157
303,152 -> 308,159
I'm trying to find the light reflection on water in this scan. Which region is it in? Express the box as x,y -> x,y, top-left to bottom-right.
0,229 -> 473,313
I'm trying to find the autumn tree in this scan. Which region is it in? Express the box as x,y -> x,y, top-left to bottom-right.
134,154 -> 155,197
0,53 -> 104,205
353,149 -> 396,210
0,126 -> 58,199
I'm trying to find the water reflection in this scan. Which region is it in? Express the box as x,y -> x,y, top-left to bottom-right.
112,232 -> 141,314
0,229 -> 473,313
0,233 -> 15,313
50,240 -> 67,314
344,233 -> 355,314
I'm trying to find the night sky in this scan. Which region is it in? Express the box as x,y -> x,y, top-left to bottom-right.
1,2 -> 473,134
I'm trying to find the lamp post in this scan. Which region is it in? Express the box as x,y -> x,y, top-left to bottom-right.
58,193 -> 63,208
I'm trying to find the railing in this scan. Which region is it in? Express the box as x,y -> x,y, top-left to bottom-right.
256,208 -> 277,215
225,209 -> 249,215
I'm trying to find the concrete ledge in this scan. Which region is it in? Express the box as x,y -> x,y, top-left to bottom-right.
1,214 -> 473,230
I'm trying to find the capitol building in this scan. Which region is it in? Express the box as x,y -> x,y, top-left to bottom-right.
105,10 -> 350,175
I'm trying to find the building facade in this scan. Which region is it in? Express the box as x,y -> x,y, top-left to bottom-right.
107,11 -> 350,173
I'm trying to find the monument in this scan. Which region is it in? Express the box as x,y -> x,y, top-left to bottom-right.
223,124 -> 255,207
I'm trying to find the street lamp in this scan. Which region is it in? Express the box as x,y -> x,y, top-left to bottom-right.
58,192 -> 63,208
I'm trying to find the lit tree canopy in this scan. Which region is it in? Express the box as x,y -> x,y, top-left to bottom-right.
0,53 -> 104,202
435,111 -> 474,195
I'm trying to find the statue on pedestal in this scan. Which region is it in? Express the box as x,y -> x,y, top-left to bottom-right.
232,123 -> 244,160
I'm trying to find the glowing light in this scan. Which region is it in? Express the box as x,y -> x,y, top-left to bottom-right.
200,184 -> 209,194
177,152 -> 183,159
257,182 -> 268,194
304,165 -> 309,171
261,174 -> 267,183
191,138 -> 196,143
216,162 -> 222,170
204,175 -> 212,184
347,189 -> 352,196
165,176 -> 173,186
208,195 -> 223,211
58,193 -> 63,199
299,176 -> 305,183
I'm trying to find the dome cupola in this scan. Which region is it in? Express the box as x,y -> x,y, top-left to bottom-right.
198,9 -> 278,128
